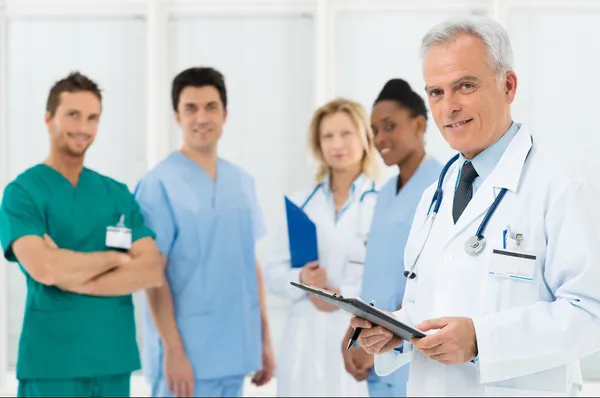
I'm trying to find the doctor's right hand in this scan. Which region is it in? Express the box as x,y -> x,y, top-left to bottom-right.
299,261 -> 327,288
164,348 -> 195,397
350,317 -> 403,355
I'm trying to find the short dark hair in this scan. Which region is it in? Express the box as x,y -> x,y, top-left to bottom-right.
46,72 -> 102,117
374,78 -> 428,121
171,67 -> 228,111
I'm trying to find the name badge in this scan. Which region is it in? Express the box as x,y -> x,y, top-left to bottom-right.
489,249 -> 536,281
105,214 -> 132,250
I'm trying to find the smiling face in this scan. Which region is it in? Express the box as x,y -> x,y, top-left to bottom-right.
423,34 -> 517,158
371,100 -> 425,167
319,111 -> 365,172
45,91 -> 101,158
175,85 -> 227,153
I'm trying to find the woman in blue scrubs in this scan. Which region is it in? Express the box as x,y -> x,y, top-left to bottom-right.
341,79 -> 443,397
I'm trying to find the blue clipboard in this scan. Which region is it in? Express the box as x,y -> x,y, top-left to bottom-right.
285,196 -> 318,268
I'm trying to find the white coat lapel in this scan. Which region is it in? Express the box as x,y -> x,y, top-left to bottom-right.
335,176 -> 376,241
444,125 -> 534,245
311,187 -> 336,235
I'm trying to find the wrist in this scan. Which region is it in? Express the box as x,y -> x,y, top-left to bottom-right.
162,340 -> 185,354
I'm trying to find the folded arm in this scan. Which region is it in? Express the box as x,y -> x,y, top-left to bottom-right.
12,235 -> 128,287
68,237 -> 164,296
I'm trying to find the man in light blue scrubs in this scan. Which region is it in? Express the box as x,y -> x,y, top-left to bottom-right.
134,67 -> 275,398
342,79 -> 442,397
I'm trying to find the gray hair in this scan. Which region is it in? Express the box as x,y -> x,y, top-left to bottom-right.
420,17 -> 514,79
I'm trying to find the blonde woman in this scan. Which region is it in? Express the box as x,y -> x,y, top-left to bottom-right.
264,98 -> 380,397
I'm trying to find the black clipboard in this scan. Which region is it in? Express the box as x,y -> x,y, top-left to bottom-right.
290,281 -> 426,341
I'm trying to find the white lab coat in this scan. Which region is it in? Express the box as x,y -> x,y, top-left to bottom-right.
265,175 -> 377,397
375,124 -> 600,396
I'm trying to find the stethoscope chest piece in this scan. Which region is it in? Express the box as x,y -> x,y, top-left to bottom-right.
465,235 -> 486,255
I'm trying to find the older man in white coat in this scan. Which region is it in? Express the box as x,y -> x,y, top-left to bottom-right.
350,16 -> 600,397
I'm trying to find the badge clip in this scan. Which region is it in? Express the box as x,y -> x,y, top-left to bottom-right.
516,233 -> 524,247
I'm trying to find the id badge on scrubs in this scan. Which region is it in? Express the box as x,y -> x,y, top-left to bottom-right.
489,248 -> 536,281
105,214 -> 132,250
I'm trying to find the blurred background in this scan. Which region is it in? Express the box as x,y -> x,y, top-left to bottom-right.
1,0 -> 599,395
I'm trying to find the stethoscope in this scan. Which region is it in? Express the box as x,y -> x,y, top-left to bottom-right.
403,142 -> 532,279
302,181 -> 377,246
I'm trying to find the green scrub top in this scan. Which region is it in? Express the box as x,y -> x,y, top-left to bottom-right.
0,164 -> 155,380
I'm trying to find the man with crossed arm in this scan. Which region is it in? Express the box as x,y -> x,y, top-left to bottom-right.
0,72 -> 164,398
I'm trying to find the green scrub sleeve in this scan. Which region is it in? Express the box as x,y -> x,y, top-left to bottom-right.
0,183 -> 46,262
122,183 -> 156,243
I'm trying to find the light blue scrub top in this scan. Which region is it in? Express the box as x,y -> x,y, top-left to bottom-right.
134,152 -> 266,381
360,157 -> 442,386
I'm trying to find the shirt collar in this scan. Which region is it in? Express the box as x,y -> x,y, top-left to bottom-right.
321,172 -> 367,199
459,121 -> 521,180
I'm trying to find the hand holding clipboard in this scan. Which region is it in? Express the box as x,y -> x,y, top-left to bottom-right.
348,315 -> 409,356
290,282 -> 425,349
291,282 -> 479,364
346,300 -> 376,350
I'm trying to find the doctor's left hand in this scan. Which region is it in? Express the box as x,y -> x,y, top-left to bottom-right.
411,317 -> 478,365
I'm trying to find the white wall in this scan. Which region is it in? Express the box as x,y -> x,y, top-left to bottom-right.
508,8 -> 600,185
2,0 -> 600,389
